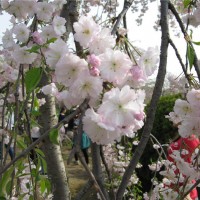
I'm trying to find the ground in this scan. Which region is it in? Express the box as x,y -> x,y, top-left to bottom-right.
62,143 -> 97,200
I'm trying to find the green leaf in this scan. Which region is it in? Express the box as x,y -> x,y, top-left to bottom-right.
187,44 -> 195,70
44,178 -> 51,193
191,41 -> 200,45
25,67 -> 43,94
30,110 -> 41,117
0,166 -> 14,197
35,148 -> 45,157
29,195 -> 34,200
183,0 -> 191,8
40,179 -> 46,194
46,38 -> 57,44
26,45 -> 41,53
49,129 -> 59,145
16,138 -> 27,150
6,180 -> 12,195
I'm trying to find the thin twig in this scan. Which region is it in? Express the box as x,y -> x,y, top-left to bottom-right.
168,1 -> 200,82
111,0 -> 134,35
116,0 -> 169,198
0,99 -> 89,176
168,38 -> 188,78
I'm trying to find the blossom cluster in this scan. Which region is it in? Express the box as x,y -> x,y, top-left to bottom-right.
145,148 -> 200,200
103,143 -> 140,193
166,89 -> 200,138
0,0 -> 159,146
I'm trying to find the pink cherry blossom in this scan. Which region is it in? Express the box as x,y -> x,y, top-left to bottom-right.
98,85 -> 145,130
12,46 -> 37,65
45,39 -> 69,69
13,23 -> 30,43
89,67 -> 100,76
138,46 -> 159,78
73,15 -> 100,48
89,28 -> 115,55
32,31 -> 43,45
52,16 -> 66,36
55,53 -> 88,87
36,2 -> 55,22
87,54 -> 101,68
99,49 -> 133,86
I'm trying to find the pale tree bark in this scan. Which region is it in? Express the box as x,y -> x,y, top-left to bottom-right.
116,0 -> 169,199
91,143 -> 110,200
37,73 -> 71,200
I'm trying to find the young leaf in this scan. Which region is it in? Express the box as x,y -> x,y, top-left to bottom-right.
187,44 -> 195,70
40,178 -> 46,194
49,129 -> 59,145
0,166 -> 14,197
25,67 -> 43,94
183,0 -> 191,8
191,41 -> 200,45
26,45 -> 41,54
46,38 -> 57,44
16,138 -> 27,150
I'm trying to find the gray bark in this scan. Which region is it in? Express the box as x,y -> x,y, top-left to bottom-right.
37,73 -> 71,200
91,143 -> 110,200
116,0 -> 169,199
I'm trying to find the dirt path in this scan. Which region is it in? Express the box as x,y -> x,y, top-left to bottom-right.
62,146 -> 97,200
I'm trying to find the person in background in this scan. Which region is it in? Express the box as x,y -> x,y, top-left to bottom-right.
74,131 -> 91,165
4,131 -> 14,160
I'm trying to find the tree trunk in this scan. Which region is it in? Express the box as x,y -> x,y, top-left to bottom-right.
38,73 -> 71,200
91,143 -> 110,200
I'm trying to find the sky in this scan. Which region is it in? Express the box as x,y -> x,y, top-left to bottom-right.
0,1 -> 200,77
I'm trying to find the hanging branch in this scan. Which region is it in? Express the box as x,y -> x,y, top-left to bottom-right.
0,98 -> 89,176
168,38 -> 188,77
111,0 -> 134,35
168,1 -> 200,82
116,0 -> 169,199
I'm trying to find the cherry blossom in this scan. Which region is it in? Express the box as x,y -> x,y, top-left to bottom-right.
36,2 -> 55,22
45,39 -> 69,69
55,53 -> 88,87
89,28 -> 115,55
52,16 -> 66,36
99,49 -> 133,86
13,23 -> 30,43
73,15 -> 100,48
12,46 -> 37,65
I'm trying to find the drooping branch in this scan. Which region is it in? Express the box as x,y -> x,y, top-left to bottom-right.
111,0 -> 134,35
168,38 -> 187,77
116,0 -> 169,199
168,1 -> 200,82
0,99 -> 89,176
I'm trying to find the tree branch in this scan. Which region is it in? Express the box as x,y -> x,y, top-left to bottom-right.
0,99 -> 89,176
168,38 -> 187,77
168,1 -> 200,82
111,0 -> 134,35
116,0 -> 169,199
